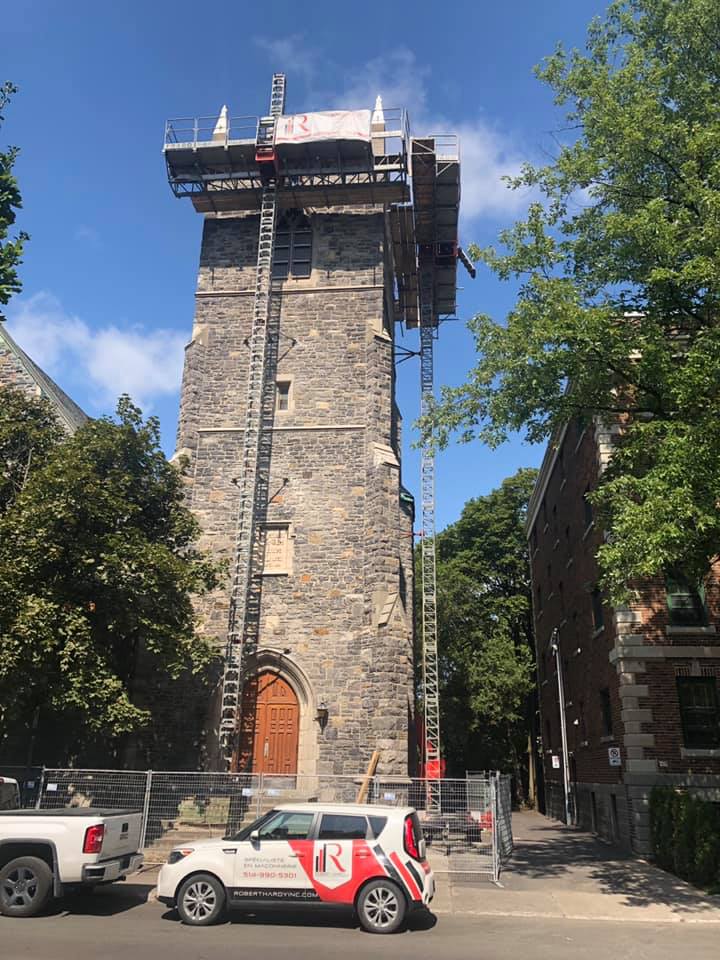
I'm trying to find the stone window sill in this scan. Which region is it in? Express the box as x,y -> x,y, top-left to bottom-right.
666,625 -> 717,636
553,538 -> 560,551
593,625 -> 605,639
565,557 -> 574,569
681,748 -> 720,758
543,523 -> 550,534
600,735 -> 615,744
560,477 -> 568,492
574,428 -> 587,454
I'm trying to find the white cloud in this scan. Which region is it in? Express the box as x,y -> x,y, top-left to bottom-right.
74,224 -> 101,246
253,39 -> 535,223
6,292 -> 185,412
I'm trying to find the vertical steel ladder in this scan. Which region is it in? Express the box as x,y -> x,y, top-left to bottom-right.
219,74 -> 286,760
419,265 -> 441,812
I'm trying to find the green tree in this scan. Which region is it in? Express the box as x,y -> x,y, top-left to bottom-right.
0,392 -> 220,762
0,82 -> 27,316
428,0 -> 720,599
422,469 -> 536,780
0,389 -> 63,513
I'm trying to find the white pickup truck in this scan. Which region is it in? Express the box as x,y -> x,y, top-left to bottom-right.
0,801 -> 144,917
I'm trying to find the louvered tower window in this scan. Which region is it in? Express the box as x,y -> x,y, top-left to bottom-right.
272,211 -> 312,279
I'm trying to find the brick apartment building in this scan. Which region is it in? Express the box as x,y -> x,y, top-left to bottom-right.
527,416 -> 720,853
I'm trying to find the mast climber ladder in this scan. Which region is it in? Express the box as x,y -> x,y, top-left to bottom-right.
219,74 -> 286,760
420,289 -> 441,810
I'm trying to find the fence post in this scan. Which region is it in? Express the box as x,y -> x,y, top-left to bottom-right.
140,769 -> 153,850
491,773 -> 499,882
34,767 -> 46,810
255,773 -> 263,819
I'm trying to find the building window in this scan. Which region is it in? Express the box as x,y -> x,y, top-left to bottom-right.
262,523 -> 292,574
531,526 -> 538,553
272,211 -> 312,279
591,587 -> 604,630
677,677 -> 720,749
536,584 -> 543,611
666,573 -> 707,627
276,378 -> 292,412
600,687 -> 613,736
541,497 -> 548,529
559,581 -> 565,612
583,486 -> 593,529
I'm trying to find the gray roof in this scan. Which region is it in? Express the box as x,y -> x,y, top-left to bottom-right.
0,321 -> 88,433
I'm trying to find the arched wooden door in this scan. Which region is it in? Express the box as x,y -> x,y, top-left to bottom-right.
238,672 -> 299,774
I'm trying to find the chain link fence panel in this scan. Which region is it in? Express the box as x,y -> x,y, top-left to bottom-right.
35,768 -> 513,879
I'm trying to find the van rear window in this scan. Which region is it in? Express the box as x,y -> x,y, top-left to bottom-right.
368,816 -> 387,839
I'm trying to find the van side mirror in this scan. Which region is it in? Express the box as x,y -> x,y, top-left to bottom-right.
250,829 -> 260,842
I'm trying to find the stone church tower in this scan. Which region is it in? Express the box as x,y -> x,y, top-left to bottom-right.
168,90 -> 419,777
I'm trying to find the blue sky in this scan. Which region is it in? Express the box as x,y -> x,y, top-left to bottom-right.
3,0 -> 606,530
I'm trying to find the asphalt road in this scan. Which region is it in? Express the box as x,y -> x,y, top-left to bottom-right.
1,883 -> 719,960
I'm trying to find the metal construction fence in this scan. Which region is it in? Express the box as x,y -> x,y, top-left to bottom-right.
36,768 -> 513,881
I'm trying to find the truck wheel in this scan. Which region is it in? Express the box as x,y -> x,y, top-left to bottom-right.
176,873 -> 225,926
357,879 -> 407,934
0,856 -> 53,918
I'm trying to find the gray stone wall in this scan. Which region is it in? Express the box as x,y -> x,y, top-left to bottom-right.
173,207 -> 416,775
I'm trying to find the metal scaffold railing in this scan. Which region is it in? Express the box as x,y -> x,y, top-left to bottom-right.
219,73 -> 287,764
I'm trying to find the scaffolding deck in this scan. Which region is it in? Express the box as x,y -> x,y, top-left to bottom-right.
163,108 -> 460,326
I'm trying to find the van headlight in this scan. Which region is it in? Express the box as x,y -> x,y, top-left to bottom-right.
167,848 -> 194,865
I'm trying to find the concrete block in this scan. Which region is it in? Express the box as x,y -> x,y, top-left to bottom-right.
623,733 -> 656,747
621,709 -> 654,723
618,684 -> 649,698
626,759 -> 659,773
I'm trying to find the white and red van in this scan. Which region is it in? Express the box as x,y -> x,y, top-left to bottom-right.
157,802 -> 434,933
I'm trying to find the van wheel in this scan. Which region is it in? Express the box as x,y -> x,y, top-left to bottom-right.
357,879 -> 407,934
176,873 -> 225,926
0,856 -> 53,917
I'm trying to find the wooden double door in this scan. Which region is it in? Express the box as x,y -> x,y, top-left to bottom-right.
237,672 -> 299,774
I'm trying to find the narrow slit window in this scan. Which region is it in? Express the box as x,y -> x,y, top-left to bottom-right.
276,379 -> 291,412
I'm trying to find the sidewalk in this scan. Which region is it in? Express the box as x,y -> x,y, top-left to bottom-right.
432,810 -> 720,924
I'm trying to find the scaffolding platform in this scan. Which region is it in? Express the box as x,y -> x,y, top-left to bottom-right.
164,109 -> 410,213
163,103 -> 461,327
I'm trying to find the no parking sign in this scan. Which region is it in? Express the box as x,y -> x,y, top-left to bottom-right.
608,747 -> 622,767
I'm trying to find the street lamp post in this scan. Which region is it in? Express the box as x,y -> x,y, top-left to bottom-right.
550,627 -> 572,826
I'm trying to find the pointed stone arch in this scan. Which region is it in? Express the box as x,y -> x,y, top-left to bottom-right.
241,648 -> 319,778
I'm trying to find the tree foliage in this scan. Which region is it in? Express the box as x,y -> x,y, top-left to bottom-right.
427,469 -> 536,776
0,391 -> 220,760
428,0 -> 720,599
0,82 -> 27,315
